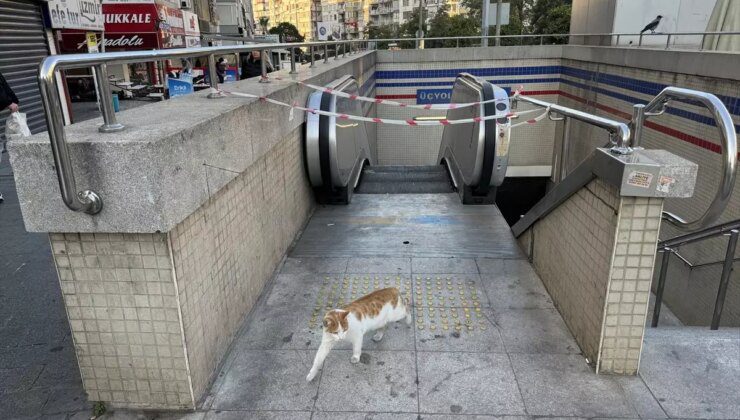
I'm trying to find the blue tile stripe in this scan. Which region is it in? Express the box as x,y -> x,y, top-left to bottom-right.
376,77 -> 560,88
376,65 -> 740,129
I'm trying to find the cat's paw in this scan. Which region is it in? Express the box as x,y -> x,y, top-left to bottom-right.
350,355 -> 360,364
306,370 -> 318,382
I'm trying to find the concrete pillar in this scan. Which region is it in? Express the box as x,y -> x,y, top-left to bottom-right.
518,149 -> 698,375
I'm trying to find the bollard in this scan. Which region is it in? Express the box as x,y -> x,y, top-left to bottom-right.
95,63 -> 125,132
289,47 -> 297,74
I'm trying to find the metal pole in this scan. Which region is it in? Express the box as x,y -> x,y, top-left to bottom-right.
259,49 -> 270,83
710,229 -> 738,330
482,0 -> 489,47
207,54 -> 223,98
700,34 -> 706,50
560,117 -> 571,181
324,44 -> 329,63
289,47 -> 297,74
495,0 -> 502,46
95,63 -> 125,133
417,0 -> 424,49
343,42 -> 347,58
638,33 -> 643,46
630,104 -> 645,148
652,248 -> 671,328
540,35 -> 544,45
310,45 -> 315,67
615,34 -> 620,46
665,34 -> 671,49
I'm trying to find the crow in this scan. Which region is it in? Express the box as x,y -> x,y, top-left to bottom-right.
640,15 -> 663,34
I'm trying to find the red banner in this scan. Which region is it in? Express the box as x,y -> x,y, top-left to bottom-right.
103,3 -> 158,33
58,3 -> 187,52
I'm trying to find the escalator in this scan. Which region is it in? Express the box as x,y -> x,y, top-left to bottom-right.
305,73 -> 511,205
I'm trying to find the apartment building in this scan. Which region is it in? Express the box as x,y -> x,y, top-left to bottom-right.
368,0 -> 463,28
254,0 -> 313,39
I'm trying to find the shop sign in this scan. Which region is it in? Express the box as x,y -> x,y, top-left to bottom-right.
156,4 -> 185,48
47,0 -> 105,31
58,31 -> 160,52
103,3 -> 157,33
185,36 -> 201,48
182,11 -> 200,37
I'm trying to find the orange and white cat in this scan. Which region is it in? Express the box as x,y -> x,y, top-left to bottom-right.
306,287 -> 412,382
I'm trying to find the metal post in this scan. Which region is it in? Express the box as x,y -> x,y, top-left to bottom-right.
456,38 -> 460,48
207,54 -> 223,98
560,117 -> 571,181
235,53 -> 241,80
324,44 -> 329,63
638,33 -> 643,46
615,34 -> 620,46
652,248 -> 671,328
700,34 -> 706,50
630,104 -> 645,148
310,45 -> 315,67
95,63 -> 125,133
540,35 -> 544,45
481,0 -> 489,47
334,42 -> 338,60
289,48 -> 297,74
343,42 -> 347,58
665,34 -> 671,49
259,49 -> 270,83
710,229 -> 738,330
494,0 -> 502,46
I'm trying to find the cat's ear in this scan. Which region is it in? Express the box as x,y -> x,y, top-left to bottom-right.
338,310 -> 349,331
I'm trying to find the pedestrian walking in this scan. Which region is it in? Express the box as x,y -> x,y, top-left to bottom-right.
0,70 -> 20,203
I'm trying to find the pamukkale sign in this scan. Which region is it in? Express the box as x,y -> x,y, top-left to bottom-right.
47,0 -> 105,31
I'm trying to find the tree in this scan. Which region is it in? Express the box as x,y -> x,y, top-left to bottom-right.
367,24 -> 400,49
258,17 -> 269,34
426,4 -> 480,47
528,0 -> 571,43
268,22 -> 305,42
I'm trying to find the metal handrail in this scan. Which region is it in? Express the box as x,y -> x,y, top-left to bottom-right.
631,87 -> 738,231
652,219 -> 739,330
37,39 -> 368,214
514,94 -> 632,152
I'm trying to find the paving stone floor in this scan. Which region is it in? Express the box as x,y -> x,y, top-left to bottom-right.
2,177 -> 738,420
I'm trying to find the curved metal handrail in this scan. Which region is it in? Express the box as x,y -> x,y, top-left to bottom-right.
632,87 -> 737,231
514,94 -> 632,152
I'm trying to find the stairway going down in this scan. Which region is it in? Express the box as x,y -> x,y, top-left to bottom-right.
355,165 -> 455,194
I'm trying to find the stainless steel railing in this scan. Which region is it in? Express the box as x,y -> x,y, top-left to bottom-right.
652,219 -> 740,329
37,39 -> 368,214
630,87 -> 738,231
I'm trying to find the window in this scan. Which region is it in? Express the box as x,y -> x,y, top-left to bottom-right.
403,0 -> 408,6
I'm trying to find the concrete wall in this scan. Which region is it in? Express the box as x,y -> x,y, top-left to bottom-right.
11,51 -> 376,409
570,0 -> 717,47
557,46 -> 740,326
521,179 -> 664,374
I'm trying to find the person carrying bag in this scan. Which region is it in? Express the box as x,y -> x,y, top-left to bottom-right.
1,70 -> 24,203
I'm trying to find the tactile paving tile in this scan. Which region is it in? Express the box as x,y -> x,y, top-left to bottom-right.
413,275 -> 489,308
308,274 -> 412,331
414,306 -> 489,333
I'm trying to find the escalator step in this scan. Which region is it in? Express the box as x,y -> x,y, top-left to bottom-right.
355,165 -> 454,194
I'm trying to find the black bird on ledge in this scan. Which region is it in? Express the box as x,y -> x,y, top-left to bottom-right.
641,15 -> 663,34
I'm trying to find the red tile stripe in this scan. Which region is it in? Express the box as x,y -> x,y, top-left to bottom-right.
375,90 -> 728,156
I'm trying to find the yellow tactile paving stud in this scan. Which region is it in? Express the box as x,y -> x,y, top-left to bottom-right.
413,275 -> 485,309
308,275 -> 412,331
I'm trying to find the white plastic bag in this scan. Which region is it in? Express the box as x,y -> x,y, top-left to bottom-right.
5,112 -> 31,142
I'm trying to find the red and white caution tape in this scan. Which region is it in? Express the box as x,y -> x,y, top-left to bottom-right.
270,76 -> 509,110
216,88 -> 551,128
